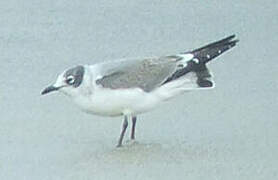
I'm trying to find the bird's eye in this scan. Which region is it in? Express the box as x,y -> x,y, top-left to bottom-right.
66,75 -> 75,85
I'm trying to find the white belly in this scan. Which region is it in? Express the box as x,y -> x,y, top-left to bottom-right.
73,87 -> 162,117
71,77 -> 202,117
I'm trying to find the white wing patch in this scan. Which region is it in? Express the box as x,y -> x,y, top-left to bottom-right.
176,53 -> 194,68
177,53 -> 194,61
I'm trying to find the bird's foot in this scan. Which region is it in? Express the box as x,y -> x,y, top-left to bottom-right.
125,139 -> 138,146
116,143 -> 122,148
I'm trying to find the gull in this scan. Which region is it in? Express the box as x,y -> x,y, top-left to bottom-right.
41,35 -> 238,147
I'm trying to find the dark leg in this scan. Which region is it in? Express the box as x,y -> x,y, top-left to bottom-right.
117,115 -> 128,147
131,116 -> 137,140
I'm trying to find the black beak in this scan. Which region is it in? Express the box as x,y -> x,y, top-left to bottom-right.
41,85 -> 60,95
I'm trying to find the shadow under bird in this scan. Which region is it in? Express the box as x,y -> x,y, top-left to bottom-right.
41,35 -> 239,147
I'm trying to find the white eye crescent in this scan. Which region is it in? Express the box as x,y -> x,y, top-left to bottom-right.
66,75 -> 75,84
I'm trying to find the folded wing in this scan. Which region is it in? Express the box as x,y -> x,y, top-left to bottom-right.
96,56 -> 181,92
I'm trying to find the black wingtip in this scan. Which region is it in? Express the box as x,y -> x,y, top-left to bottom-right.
220,34 -> 237,42
197,79 -> 214,88
225,34 -> 236,40
192,34 -> 238,53
234,39 -> 240,44
190,34 -> 239,64
163,35 -> 238,86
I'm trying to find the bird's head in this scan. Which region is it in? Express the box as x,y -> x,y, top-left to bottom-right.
41,65 -> 86,97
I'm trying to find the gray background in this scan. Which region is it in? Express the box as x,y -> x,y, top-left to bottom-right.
0,0 -> 277,179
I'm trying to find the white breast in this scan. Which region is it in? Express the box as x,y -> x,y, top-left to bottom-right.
73,87 -> 162,117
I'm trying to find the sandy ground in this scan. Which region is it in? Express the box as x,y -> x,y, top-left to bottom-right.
0,0 -> 277,179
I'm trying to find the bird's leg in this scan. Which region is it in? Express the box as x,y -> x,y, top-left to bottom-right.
131,116 -> 137,140
117,115 -> 128,147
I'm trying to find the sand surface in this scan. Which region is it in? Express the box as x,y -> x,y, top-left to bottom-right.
0,1 -> 277,179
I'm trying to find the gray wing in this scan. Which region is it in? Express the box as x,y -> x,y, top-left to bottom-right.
95,56 -> 182,92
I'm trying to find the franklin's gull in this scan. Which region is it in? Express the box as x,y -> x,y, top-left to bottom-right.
41,35 -> 238,147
